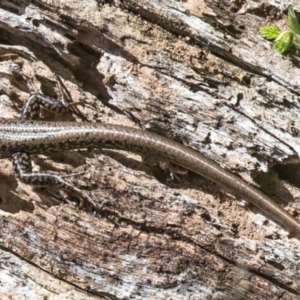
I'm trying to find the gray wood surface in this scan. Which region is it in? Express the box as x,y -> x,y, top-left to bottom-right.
0,1 -> 300,299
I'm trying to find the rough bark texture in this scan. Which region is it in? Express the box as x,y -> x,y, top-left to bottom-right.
0,0 -> 300,299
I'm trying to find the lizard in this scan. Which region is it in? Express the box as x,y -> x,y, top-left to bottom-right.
1,93 -> 300,235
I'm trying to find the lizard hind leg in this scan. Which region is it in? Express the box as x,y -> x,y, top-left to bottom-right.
13,93 -> 97,209
20,93 -> 75,120
12,152 -> 97,209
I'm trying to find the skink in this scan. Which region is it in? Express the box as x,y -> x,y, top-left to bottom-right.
1,119 -> 300,235
1,93 -> 300,236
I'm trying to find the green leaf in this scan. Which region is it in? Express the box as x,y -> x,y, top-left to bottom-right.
274,30 -> 293,53
258,25 -> 281,40
259,6 -> 300,53
292,34 -> 300,49
288,5 -> 300,36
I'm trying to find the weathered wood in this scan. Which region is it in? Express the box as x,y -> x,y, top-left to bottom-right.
0,0 -> 300,299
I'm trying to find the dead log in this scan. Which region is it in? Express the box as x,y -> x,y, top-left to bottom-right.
0,1 -> 300,299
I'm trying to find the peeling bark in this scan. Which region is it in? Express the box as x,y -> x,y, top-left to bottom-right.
0,1 -> 300,299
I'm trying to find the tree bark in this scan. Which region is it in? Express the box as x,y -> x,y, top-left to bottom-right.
0,0 -> 300,299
